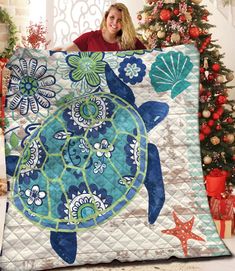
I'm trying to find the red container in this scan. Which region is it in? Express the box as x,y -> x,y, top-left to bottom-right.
205,176 -> 226,197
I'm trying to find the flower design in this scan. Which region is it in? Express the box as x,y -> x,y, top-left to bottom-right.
18,138 -> 46,185
66,52 -> 106,87
63,95 -> 115,138
25,185 -> 46,206
78,138 -> 90,153
7,57 -> 59,115
93,161 -> 107,174
124,130 -> 140,175
58,183 -> 113,221
94,139 -> 114,158
118,56 -> 146,85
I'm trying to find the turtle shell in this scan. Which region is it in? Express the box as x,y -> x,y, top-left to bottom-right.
12,92 -> 148,231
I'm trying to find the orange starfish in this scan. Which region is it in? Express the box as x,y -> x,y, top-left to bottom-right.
162,211 -> 205,256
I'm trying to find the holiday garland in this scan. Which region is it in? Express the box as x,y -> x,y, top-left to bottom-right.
0,7 -> 18,59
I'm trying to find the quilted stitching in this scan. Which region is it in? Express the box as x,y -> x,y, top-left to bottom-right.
0,45 -> 230,271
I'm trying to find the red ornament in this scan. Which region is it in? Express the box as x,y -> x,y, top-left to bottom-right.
232,155 -> 235,161
216,124 -> 222,130
222,135 -> 228,142
160,9 -> 171,21
212,113 -> 220,120
217,107 -> 224,116
179,15 -> 186,22
216,95 -> 227,105
173,8 -> 179,15
200,67 -> 205,73
212,63 -> 220,72
207,74 -> 214,81
199,133 -> 205,141
208,120 -> 215,127
202,125 -> 211,135
226,117 -> 233,124
189,27 -> 200,39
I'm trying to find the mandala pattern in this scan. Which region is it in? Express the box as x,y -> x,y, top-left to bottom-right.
118,56 -> 146,85
58,183 -> 113,222
18,139 -> 46,185
7,57 -> 59,115
63,94 -> 115,138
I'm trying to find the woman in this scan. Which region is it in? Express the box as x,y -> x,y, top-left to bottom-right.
53,3 -> 145,51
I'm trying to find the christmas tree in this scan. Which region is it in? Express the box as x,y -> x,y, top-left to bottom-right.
137,0 -> 235,186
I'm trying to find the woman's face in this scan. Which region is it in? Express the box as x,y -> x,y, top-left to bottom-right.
105,7 -> 122,35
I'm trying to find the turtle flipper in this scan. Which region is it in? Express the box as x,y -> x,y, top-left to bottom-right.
6,155 -> 19,176
144,143 -> 165,224
50,231 -> 77,264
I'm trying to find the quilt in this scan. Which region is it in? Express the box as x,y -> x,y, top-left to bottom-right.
0,44 -> 231,271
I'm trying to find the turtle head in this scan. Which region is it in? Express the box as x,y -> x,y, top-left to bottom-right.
138,101 -> 169,132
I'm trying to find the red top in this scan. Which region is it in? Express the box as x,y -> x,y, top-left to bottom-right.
73,30 -> 146,52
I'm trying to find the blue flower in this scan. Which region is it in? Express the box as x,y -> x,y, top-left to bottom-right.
58,183 -> 113,221
7,57 -> 60,115
119,56 -> 146,85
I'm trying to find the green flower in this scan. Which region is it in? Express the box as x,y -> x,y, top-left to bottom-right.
66,52 -> 106,87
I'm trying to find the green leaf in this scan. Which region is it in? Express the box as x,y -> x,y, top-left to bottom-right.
10,132 -> 20,149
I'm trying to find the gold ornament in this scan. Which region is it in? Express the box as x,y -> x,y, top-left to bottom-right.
226,134 -> 235,144
226,72 -> 234,82
216,75 -> 224,83
210,136 -> 220,145
203,155 -> 212,164
202,110 -> 211,118
171,33 -> 180,43
185,12 -> 192,22
157,30 -> 166,39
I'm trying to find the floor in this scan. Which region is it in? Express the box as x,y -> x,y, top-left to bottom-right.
57,235 -> 235,271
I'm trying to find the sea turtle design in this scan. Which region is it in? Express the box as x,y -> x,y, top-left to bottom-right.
7,64 -> 169,264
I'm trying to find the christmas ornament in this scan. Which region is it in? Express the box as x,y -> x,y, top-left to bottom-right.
226,134 -> 235,144
212,63 -> 220,72
203,155 -> 212,164
216,95 -> 227,105
171,33 -> 181,43
202,110 -> 211,118
199,133 -> 205,141
216,75 -> 224,83
189,27 -> 200,39
159,9 -> 171,21
212,113 -> 220,120
216,124 -> 222,131
157,30 -> 166,39
210,136 -> 220,145
226,72 -> 234,82
208,120 -> 214,127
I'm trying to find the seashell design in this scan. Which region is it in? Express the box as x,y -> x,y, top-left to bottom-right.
150,51 -> 193,98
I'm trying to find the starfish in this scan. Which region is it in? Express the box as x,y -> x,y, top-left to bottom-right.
162,211 -> 205,256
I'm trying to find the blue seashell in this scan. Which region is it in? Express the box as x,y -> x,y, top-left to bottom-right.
150,51 -> 193,98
